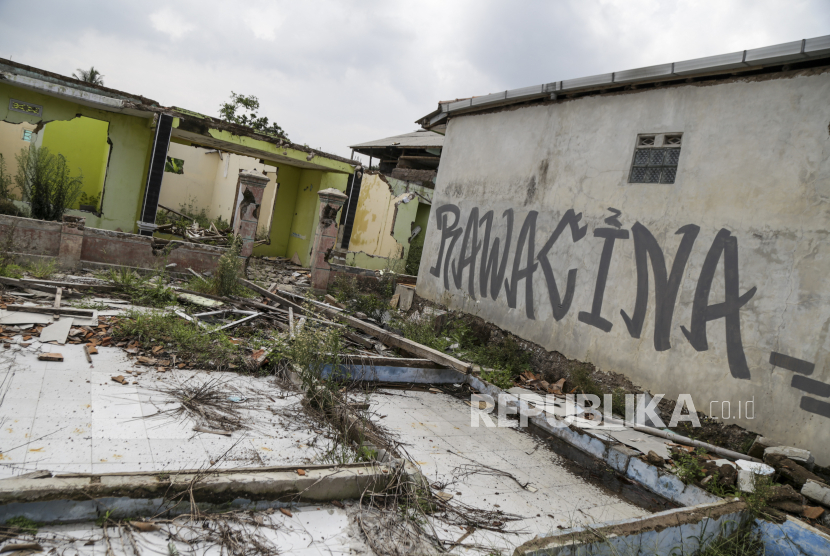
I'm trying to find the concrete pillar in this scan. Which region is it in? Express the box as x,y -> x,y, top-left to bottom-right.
58,215 -> 85,270
232,170 -> 270,258
310,188 -> 348,293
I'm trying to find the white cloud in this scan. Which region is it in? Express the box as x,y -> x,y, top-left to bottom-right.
149,8 -> 195,40
1,0 -> 828,158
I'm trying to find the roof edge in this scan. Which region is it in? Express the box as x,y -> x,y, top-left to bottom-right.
416,34 -> 830,128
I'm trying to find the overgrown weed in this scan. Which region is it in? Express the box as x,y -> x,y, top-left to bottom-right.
102,267 -> 177,308
0,221 -> 22,278
113,309 -> 241,369
674,448 -> 707,485
26,258 -> 57,279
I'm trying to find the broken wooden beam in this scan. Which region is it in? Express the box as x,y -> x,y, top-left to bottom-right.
239,278 -> 306,315
19,278 -> 118,292
5,305 -> 94,317
323,308 -> 472,374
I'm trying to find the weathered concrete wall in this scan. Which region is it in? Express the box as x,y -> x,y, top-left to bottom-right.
416,69 -> 830,464
0,214 -> 224,273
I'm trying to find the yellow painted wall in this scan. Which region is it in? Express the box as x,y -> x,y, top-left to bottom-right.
346,173 -> 420,270
0,121 -> 37,197
254,163 -> 301,258
40,116 -> 110,210
157,142 -> 221,214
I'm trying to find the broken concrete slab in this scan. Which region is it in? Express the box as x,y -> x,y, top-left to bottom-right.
748,436 -> 776,459
765,446 -> 815,470
0,463 -> 395,524
395,284 -> 415,311
802,480 -> 830,507
177,292 -> 224,308
38,317 -> 74,344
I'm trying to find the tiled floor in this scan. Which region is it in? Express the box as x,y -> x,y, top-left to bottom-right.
368,389 -> 651,554
0,332 -> 654,555
0,341 -> 334,478
16,504 -> 365,556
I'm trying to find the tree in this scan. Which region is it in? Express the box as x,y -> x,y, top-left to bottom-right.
15,146 -> 84,221
72,66 -> 104,86
219,92 -> 288,139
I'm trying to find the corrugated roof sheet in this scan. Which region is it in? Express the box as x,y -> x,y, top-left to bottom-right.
350,130 -> 444,149
417,34 -> 830,127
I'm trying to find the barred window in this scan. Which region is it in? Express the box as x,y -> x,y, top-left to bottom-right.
629,133 -> 682,184
22,129 -> 32,142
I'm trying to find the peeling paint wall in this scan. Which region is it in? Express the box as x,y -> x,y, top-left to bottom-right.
158,142 -> 221,214
0,81 -> 155,232
344,173 -> 429,271
0,120 -> 36,191
417,70 -> 830,464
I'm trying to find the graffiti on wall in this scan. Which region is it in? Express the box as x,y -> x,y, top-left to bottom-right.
428,203 -> 830,418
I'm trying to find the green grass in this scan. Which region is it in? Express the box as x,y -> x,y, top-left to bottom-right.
5,516 -> 39,535
101,267 -> 178,308
26,259 -> 57,279
0,263 -> 23,279
694,524 -> 765,556
674,448 -> 707,485
113,309 -> 242,369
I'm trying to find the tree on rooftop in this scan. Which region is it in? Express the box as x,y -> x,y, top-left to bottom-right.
72,66 -> 104,86
219,92 -> 288,140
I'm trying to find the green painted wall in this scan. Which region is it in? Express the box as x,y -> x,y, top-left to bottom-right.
205,128 -> 354,174
0,81 -> 154,232
253,163 -> 301,258
40,116 -> 110,210
414,202 -> 431,240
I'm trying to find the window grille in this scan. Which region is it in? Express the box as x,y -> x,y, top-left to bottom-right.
629,133 -> 682,184
22,129 -> 32,142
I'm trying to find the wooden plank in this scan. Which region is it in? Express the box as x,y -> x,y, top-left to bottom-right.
0,276 -> 62,295
237,278 -> 471,373
289,307 -> 295,338
343,331 -> 375,349
54,287 -> 62,309
5,304 -> 93,317
20,278 -> 118,292
321,308 -> 472,374
213,313 -> 261,332
239,278 -> 306,315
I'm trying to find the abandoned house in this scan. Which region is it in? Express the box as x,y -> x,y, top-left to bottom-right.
2,33 -> 830,556
416,34 -> 830,465
0,58 -> 357,268
331,130 -> 442,273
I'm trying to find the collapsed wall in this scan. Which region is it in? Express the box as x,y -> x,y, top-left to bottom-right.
416,68 -> 830,465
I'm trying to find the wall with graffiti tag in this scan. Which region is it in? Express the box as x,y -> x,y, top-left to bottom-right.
416,69 -> 830,463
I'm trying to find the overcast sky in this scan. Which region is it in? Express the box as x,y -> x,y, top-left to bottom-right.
1,1 -> 828,162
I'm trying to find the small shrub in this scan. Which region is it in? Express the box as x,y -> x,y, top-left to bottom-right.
214,234 -> 243,296
0,221 -> 22,278
27,259 -> 57,279
15,145 -> 84,221
0,155 -> 14,200
481,369 -> 514,390
0,198 -> 25,217
674,448 -> 707,484
405,238 -> 423,276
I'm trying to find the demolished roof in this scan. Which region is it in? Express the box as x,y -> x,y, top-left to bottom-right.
417,34 -> 830,129
0,57 -> 356,172
349,129 -> 444,150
